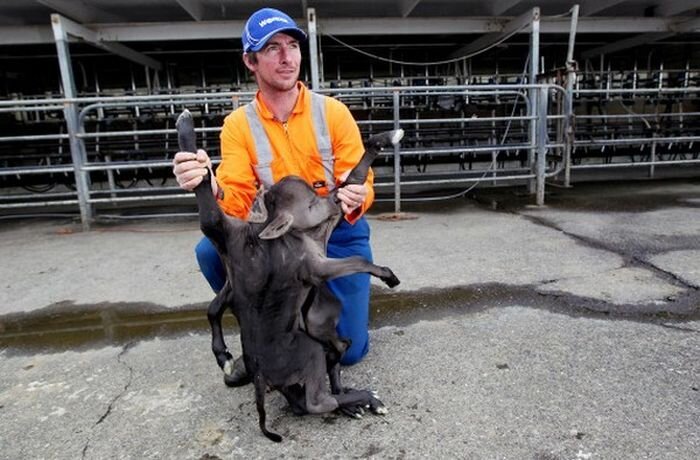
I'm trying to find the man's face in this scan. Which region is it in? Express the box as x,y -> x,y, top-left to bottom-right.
245,33 -> 301,92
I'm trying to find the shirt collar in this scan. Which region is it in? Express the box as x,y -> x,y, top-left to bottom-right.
253,81 -> 308,120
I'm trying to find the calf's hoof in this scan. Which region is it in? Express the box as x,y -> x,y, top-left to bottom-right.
380,268 -> 400,288
339,403 -> 366,419
369,391 -> 388,415
223,356 -> 252,388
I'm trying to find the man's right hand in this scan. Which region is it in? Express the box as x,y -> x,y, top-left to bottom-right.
173,149 -> 211,191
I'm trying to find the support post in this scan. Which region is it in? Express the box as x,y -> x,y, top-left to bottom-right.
536,86 -> 549,206
51,14 -> 92,229
392,90 -> 402,214
527,7 -> 540,195
564,4 -> 579,187
649,132 -> 657,178
307,8 -> 321,90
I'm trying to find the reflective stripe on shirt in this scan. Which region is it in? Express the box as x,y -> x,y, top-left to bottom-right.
245,101 -> 275,188
245,92 -> 335,190
310,92 -> 336,190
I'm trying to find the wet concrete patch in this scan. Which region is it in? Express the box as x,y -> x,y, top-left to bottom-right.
372,284 -> 700,328
0,301 -> 222,353
2,284 -> 698,355
469,178 -> 700,214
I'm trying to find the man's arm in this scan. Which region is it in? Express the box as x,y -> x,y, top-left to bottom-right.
216,110 -> 260,219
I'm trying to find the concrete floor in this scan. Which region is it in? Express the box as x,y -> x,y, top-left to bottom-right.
0,178 -> 698,459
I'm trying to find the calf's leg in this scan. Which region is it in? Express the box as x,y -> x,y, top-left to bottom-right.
206,283 -> 235,372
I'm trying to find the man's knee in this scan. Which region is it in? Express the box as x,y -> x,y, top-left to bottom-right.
195,237 -> 225,293
340,334 -> 369,365
195,237 -> 214,264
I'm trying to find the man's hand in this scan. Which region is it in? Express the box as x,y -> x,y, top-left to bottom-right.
337,170 -> 368,215
172,149 -> 211,191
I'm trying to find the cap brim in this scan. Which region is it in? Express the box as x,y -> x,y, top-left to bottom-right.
246,27 -> 307,53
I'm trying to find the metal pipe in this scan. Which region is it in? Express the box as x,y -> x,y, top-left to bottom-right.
528,7 -> 541,195
0,166 -> 76,176
574,136 -> 700,146
563,3 -> 579,187
536,86 -> 548,205
571,159 -> 700,170
307,8 -> 321,90
51,14 -> 92,229
0,133 -> 71,143
392,89 -> 401,214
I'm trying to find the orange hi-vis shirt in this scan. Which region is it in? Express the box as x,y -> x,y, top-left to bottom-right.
216,82 -> 374,224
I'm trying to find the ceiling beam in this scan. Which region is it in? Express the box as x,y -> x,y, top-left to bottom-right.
318,16 -> 673,36
580,0 -> 626,17
491,0 -> 522,16
0,25 -> 55,43
581,15 -> 700,58
37,0 -> 126,23
671,16 -> 700,32
0,17 -> 691,45
399,0 -> 422,18
0,14 -> 22,25
175,0 -> 205,21
51,14 -> 162,70
581,32 -> 675,58
450,8 -> 537,58
655,0 -> 700,17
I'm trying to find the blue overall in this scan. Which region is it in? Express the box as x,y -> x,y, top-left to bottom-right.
195,216 -> 372,365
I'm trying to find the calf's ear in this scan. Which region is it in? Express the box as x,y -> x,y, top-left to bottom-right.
258,212 -> 294,239
248,188 -> 268,223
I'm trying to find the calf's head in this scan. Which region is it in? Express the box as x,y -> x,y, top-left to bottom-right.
255,176 -> 341,240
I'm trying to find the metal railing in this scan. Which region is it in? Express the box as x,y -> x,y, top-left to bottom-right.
0,83 -> 570,228
571,87 -> 700,178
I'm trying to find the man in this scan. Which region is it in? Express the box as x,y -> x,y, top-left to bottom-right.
172,7 -> 376,386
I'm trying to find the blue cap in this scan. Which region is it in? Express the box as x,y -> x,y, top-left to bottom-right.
242,8 -> 307,53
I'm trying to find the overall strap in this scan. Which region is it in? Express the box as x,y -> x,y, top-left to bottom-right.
310,92 -> 336,191
244,100 -> 274,188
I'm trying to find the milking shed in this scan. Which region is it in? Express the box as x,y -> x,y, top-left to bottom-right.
0,0 -> 699,228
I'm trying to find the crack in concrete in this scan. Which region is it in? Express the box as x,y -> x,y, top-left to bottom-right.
518,213 -> 699,291
630,254 -> 700,290
658,323 -> 700,333
81,342 -> 135,460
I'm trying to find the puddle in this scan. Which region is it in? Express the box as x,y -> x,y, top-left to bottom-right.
1,285 -> 697,354
0,288 -> 522,353
0,302 -> 234,353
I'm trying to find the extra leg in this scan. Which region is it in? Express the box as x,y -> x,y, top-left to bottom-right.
305,286 -> 351,359
279,384 -> 308,416
302,342 -> 341,415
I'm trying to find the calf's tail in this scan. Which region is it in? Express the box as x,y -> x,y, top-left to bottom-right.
254,371 -> 282,442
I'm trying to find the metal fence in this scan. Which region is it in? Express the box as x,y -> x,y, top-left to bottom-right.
570,87 -> 700,177
0,83 -> 571,228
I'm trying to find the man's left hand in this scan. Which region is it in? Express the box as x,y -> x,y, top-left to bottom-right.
337,183 -> 367,214
337,170 -> 367,214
